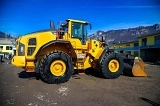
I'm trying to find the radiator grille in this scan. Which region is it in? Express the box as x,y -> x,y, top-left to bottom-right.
28,38 -> 36,45
27,47 -> 36,56
27,38 -> 36,56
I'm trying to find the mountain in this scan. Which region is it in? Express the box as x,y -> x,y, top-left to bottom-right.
88,24 -> 160,45
1,24 -> 160,43
0,31 -> 6,38
0,31 -> 13,38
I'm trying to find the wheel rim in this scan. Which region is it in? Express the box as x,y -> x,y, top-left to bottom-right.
50,60 -> 66,76
108,59 -> 119,72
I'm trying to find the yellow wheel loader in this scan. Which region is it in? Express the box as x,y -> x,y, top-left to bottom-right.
11,19 -> 147,84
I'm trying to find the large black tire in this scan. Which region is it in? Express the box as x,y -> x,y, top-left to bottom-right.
39,51 -> 73,84
99,53 -> 124,79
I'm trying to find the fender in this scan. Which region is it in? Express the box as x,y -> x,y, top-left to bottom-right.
99,48 -> 114,64
35,40 -> 77,61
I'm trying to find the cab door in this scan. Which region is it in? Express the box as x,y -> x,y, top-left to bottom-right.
69,22 -> 88,48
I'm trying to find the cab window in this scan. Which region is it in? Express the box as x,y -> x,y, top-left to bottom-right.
71,22 -> 87,44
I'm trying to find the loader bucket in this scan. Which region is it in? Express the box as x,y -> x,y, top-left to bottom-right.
132,57 -> 147,77
123,56 -> 147,77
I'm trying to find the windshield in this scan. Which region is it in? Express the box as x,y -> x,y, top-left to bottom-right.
71,22 -> 87,44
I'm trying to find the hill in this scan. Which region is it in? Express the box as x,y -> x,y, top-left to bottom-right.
1,24 -> 160,43
0,31 -> 13,38
88,24 -> 160,45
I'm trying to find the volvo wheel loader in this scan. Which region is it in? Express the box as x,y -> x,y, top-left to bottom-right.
11,19 -> 147,84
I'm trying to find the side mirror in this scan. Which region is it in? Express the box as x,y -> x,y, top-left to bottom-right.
50,20 -> 55,30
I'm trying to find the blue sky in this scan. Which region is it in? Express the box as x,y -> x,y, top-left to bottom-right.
0,0 -> 160,36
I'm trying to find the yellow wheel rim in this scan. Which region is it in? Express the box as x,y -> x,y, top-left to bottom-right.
108,59 -> 119,72
50,60 -> 66,76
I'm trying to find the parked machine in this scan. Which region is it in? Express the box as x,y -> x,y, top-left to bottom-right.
11,19 -> 147,84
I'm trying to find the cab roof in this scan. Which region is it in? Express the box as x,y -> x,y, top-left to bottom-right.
66,19 -> 89,24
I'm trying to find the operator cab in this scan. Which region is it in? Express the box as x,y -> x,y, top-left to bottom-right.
53,19 -> 91,45
71,22 -> 87,45
68,19 -> 91,45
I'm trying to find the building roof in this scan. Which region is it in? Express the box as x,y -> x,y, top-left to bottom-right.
137,32 -> 160,39
0,38 -> 15,45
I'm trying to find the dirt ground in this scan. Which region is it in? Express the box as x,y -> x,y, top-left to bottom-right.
0,61 -> 160,106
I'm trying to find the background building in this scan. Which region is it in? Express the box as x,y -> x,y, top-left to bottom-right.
110,33 -> 160,62
138,33 -> 160,62
0,38 -> 16,58
110,41 -> 139,56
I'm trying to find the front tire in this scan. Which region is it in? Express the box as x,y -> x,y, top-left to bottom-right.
99,53 -> 124,79
39,51 -> 73,84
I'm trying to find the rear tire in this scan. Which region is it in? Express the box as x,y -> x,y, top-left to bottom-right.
39,51 -> 73,84
99,53 -> 124,79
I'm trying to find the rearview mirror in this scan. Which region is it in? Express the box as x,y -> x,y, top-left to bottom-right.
50,20 -> 55,30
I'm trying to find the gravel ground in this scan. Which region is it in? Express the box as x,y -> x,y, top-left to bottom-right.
0,61 -> 160,106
